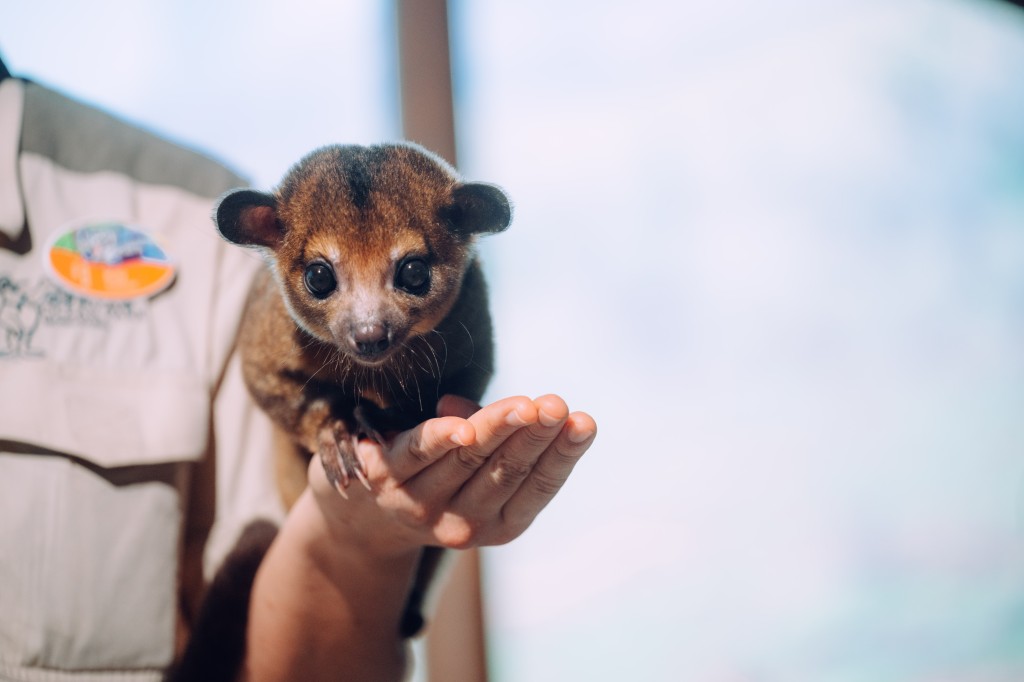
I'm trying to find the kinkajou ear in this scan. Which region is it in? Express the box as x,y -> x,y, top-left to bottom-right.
441,183 -> 512,237
215,189 -> 283,250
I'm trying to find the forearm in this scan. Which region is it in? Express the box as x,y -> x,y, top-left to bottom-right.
240,488 -> 420,682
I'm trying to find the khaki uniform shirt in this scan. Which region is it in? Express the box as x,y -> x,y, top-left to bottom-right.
0,77 -> 284,681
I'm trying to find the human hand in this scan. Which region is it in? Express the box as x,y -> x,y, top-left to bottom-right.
244,394 -> 595,681
307,394 -> 597,557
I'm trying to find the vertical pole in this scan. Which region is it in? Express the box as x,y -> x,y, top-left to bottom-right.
397,0 -> 458,166
396,3 -> 489,680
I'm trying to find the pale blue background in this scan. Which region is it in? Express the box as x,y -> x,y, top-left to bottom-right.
4,1 -> 1024,680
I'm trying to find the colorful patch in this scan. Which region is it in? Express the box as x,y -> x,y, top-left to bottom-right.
43,221 -> 176,301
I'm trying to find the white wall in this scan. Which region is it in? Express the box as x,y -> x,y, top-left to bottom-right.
458,1 -> 1024,680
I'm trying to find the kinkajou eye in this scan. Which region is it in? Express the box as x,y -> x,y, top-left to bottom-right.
395,257 -> 430,295
304,261 -> 337,298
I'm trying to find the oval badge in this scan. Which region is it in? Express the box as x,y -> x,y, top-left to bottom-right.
44,221 -> 176,301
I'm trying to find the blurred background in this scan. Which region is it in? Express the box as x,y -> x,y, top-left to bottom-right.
4,0 -> 1024,679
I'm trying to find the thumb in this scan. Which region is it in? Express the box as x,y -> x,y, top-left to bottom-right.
436,394 -> 481,420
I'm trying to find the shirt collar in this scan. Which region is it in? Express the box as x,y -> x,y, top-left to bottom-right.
0,77 -> 25,240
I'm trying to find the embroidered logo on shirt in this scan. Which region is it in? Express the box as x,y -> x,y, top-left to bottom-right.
44,222 -> 176,301
0,277 -> 42,357
0,276 -> 143,358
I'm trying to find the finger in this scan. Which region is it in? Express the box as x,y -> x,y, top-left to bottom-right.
437,394 -> 481,420
406,396 -> 538,496
452,394 -> 569,515
500,411 -> 596,533
385,415 -> 476,482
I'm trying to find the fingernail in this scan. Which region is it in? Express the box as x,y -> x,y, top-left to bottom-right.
538,409 -> 562,428
450,432 -> 467,447
506,408 -> 528,427
568,424 -> 594,444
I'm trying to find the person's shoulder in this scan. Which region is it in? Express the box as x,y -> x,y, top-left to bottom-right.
21,80 -> 248,198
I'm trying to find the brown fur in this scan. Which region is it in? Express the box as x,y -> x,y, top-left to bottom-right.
214,142 -> 510,640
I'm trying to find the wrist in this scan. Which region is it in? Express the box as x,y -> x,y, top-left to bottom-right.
298,486 -> 422,567
245,488 -> 418,681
